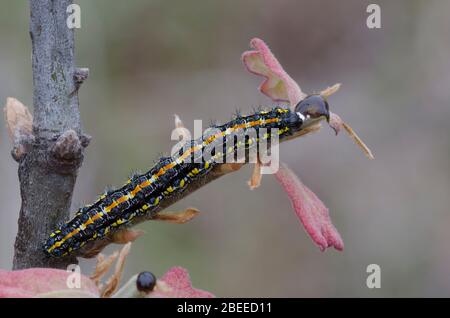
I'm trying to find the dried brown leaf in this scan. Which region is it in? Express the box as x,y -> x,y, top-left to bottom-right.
173,114 -> 191,145
248,161 -> 262,190
3,97 -> 32,142
90,252 -> 118,288
329,112 -> 374,159
153,208 -> 200,224
215,163 -> 244,174
320,83 -> 341,99
100,243 -> 131,298
111,229 -> 145,244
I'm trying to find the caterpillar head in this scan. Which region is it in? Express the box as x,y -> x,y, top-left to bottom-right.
295,94 -> 330,123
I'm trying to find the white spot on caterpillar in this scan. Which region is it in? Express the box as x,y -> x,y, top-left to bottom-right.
297,112 -> 306,121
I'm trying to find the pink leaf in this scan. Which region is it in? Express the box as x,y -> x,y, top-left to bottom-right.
0,268 -> 99,298
149,267 -> 214,298
274,164 -> 344,251
242,38 -> 307,107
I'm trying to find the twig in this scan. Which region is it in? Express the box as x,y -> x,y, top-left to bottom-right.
12,0 -> 89,269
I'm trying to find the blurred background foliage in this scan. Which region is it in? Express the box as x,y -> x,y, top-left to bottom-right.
1,0 -> 450,296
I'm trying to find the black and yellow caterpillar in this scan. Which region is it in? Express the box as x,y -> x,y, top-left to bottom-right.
43,95 -> 330,257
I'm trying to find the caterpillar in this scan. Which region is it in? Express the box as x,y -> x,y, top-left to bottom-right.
43,94 -> 330,258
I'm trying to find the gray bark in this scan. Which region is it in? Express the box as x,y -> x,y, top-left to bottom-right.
13,0 -> 89,269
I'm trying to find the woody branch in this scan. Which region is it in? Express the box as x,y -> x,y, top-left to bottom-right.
7,0 -> 89,269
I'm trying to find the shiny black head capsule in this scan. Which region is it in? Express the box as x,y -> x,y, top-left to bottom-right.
295,95 -> 330,122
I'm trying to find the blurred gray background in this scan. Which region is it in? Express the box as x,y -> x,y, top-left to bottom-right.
1,0 -> 449,297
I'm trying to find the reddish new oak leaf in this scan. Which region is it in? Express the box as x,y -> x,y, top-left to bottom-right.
275,164 -> 344,251
0,268 -> 99,298
242,38 -> 345,252
148,267 -> 214,298
0,264 -> 213,298
242,38 -> 306,108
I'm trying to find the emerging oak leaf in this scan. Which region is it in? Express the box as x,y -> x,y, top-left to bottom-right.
0,268 -> 99,298
275,164 -> 344,251
114,267 -> 214,298
242,38 -> 307,107
242,39 -> 340,245
149,267 -> 214,298
241,37 -> 373,251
